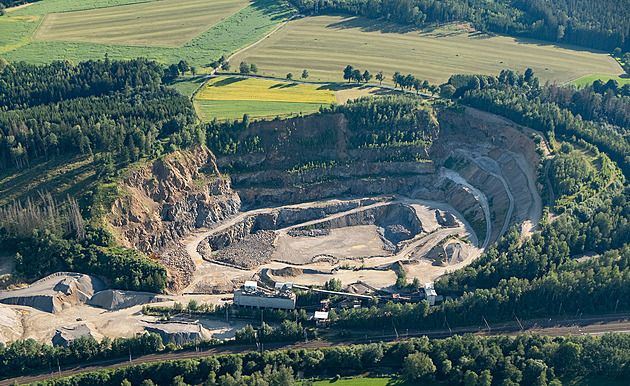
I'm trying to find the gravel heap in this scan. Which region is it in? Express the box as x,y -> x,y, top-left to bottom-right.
160,246 -> 196,292
287,228 -> 331,237
214,230 -> 277,269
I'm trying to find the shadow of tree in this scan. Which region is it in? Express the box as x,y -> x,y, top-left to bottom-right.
325,15 -> 418,34
249,0 -> 295,21
210,77 -> 247,87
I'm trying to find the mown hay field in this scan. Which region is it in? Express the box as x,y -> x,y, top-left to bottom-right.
194,76 -> 338,120
33,0 -> 250,47
1,0 -> 294,70
229,15 -> 624,85
192,76 -> 420,120
196,77 -> 337,103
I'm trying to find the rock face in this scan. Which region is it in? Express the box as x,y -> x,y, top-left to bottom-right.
197,201 -> 424,268
0,272 -> 106,313
108,146 -> 241,254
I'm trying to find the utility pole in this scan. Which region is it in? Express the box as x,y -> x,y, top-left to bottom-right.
513,312 -> 524,330
57,358 -> 61,377
444,315 -> 452,336
615,299 -> 620,313
482,316 -> 491,332
129,347 -> 132,363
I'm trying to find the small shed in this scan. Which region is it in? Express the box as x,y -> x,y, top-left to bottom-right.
244,281 -> 258,292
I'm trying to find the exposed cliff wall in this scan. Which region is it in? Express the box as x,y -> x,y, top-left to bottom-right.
108,146 -> 241,254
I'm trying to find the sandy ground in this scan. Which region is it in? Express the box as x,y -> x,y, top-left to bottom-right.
272,225 -> 391,264
0,294 -> 247,344
182,197 -> 483,292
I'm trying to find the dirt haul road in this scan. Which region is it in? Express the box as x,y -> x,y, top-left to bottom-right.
182,196 -> 484,292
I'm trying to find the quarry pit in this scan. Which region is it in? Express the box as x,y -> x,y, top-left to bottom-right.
0,106 -> 548,346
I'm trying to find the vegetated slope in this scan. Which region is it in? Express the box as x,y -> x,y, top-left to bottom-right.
0,0 -> 294,71
229,15 -> 622,85
294,0 -> 630,52
0,58 -> 207,292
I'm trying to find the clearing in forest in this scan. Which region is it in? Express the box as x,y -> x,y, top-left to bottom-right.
228,15 -> 623,85
33,0 -> 250,47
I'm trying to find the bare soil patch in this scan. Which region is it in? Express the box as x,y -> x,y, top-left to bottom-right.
272,225 -> 391,264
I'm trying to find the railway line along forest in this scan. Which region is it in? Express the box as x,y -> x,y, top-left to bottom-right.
1,0 -> 630,385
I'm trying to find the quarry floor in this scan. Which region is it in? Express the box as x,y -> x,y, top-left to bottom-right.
183,197 -> 482,294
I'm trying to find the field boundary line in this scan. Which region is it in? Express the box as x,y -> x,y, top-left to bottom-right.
215,1 -> 300,74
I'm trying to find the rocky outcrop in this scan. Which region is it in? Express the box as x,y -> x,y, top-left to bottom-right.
198,198 -> 389,254
108,146 -> 241,254
197,201 -> 425,268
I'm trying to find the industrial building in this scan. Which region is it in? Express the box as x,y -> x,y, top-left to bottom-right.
424,283 -> 437,305
233,281 -> 296,310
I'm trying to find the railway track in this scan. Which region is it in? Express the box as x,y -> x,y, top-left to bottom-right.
4,312 -> 630,385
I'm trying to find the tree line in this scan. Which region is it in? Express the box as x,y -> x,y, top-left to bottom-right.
0,333 -> 165,379
21,333 -> 630,385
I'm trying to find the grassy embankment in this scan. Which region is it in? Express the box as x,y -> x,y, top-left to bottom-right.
0,0 -> 294,70
228,15 -> 623,85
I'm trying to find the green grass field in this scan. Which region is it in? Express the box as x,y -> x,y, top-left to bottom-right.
571,74 -> 630,87
0,153 -> 96,206
228,15 -> 623,85
167,77 -> 207,98
1,0 -> 294,70
196,99 -> 326,121
33,0 -> 250,47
